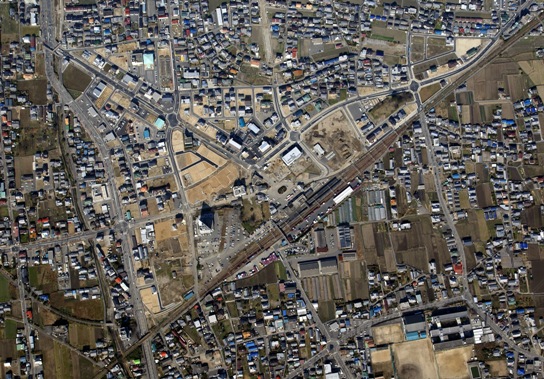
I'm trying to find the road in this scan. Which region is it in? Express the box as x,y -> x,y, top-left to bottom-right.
89,13 -> 544,376
278,251 -> 353,379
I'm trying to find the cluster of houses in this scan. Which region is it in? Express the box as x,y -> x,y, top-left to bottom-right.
144,278 -> 346,379
95,243 -> 137,343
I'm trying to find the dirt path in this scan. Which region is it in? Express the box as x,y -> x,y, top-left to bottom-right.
258,0 -> 273,63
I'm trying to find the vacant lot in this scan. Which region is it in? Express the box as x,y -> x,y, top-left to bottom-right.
303,110 -> 363,171
420,83 -> 441,103
29,265 -> 59,293
0,4 -> 18,40
18,79 -> 48,105
373,323 -> 405,345
141,287 -> 161,313
63,64 -> 93,93
241,197 -> 271,233
50,292 -> 104,321
487,360 -> 508,377
196,144 -> 227,166
427,37 -> 452,58
68,323 -> 99,349
436,345 -> 473,379
369,93 -> 414,122
411,36 -> 425,62
95,85 -> 114,109
172,130 -> 184,152
393,338 -> 438,379
176,151 -> 201,168
181,161 -> 216,186
15,121 -> 57,156
370,25 -> 407,44
154,219 -> 184,242
154,258 -> 192,307
185,162 -> 240,204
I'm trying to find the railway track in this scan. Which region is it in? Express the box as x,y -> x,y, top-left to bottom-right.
93,12 -> 544,378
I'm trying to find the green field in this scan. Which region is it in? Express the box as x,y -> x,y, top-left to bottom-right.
62,63 -> 93,93
0,276 -> 10,302
235,261 -> 287,288
4,319 -> 18,339
0,4 -> 19,37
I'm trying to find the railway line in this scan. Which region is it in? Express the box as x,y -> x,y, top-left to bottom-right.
93,12 -> 544,378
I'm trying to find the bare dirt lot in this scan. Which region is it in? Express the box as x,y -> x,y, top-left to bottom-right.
185,162 -> 240,204
176,151 -> 201,168
427,37 -> 452,59
94,85 -> 114,109
372,322 -> 405,345
435,345 -> 473,379
371,347 -> 394,379
196,145 -> 227,166
172,130 -> 185,153
140,287 -> 161,313
487,360 -> 508,377
181,161 -> 217,186
455,38 -> 484,58
154,219 -> 183,242
393,338 -> 438,379
302,110 -> 363,171
109,91 -> 131,109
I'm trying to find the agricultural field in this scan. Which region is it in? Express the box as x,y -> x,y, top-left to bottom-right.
466,61 -> 522,101
420,83 -> 441,103
235,261 -> 287,289
390,215 -> 451,273
340,260 -> 369,301
49,292 -> 104,321
68,323 -> 104,349
302,110 -> 363,172
0,275 -> 16,302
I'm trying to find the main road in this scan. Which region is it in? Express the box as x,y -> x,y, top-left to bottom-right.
89,12 -> 544,376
